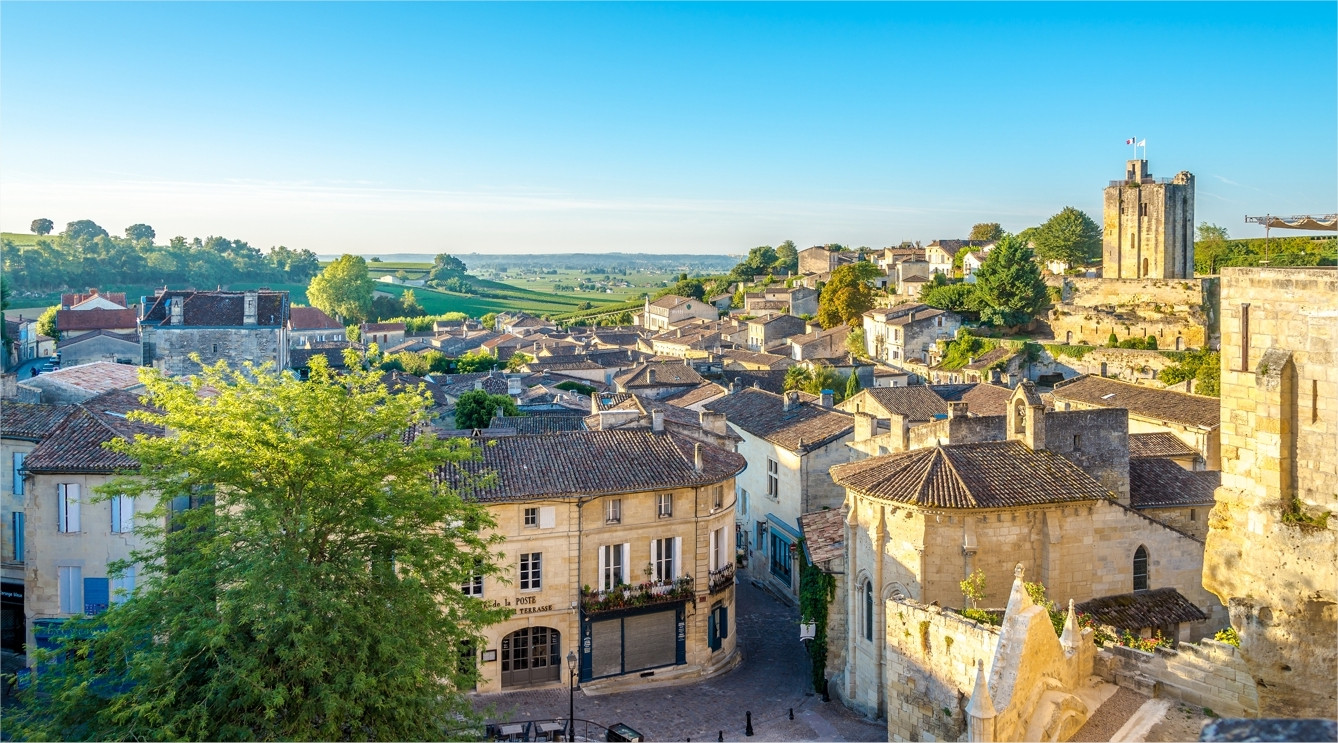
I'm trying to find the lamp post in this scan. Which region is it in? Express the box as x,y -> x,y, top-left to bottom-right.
566,649 -> 578,741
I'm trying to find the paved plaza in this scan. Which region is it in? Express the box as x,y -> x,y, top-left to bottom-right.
472,579 -> 885,742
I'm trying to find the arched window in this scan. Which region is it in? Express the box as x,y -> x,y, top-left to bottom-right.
1013,399 -> 1027,434
863,579 -> 874,641
1133,546 -> 1149,591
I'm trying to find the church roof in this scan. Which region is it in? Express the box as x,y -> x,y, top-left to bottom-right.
1075,587 -> 1208,632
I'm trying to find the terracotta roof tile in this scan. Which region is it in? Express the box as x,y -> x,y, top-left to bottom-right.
721,369 -> 790,394
830,440 -> 1112,508
23,390 -> 161,473
663,382 -> 727,407
435,430 -> 745,501
1075,587 -> 1208,631
704,388 -> 853,453
798,508 -> 845,565
1129,458 -> 1219,508
614,362 -> 704,389
288,306 -> 343,330
1128,432 -> 1201,459
491,414 -> 589,434
930,383 -> 1015,418
141,290 -> 288,327
0,402 -> 73,441
847,386 -> 948,422
1052,375 -> 1219,429
19,361 -> 144,396
63,291 -> 128,308
56,308 -> 138,332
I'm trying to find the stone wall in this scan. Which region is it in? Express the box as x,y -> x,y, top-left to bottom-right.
1048,276 -> 1218,350
143,327 -> 286,377
1094,639 -> 1260,718
1042,408 -> 1131,500
1203,267 -> 1337,718
1031,347 -> 1183,387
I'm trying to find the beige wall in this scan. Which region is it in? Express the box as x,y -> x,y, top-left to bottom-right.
2,439 -> 36,582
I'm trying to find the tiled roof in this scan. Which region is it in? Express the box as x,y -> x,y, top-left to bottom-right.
0,402 -> 73,441
1129,458 -> 1220,509
288,307 -> 343,331
440,373 -> 510,399
963,347 -> 1019,371
926,239 -> 994,258
290,346 -> 352,370
436,430 -> 745,502
849,386 -> 949,422
590,332 -> 642,348
930,383 -> 1014,418
1052,375 -> 1220,429
614,362 -> 704,389
648,294 -> 694,310
63,291 -> 128,308
141,290 -> 288,327
720,349 -> 795,369
56,308 -> 138,332
57,329 -> 141,349
360,322 -> 406,333
380,371 -> 450,407
799,508 -> 845,565
830,440 -> 1112,508
663,382 -> 727,407
491,414 -> 589,434
1128,432 -> 1201,459
722,369 -> 790,394
704,388 -> 853,453
20,361 -> 144,396
1075,587 -> 1208,631
24,390 -> 161,473
523,360 -> 605,372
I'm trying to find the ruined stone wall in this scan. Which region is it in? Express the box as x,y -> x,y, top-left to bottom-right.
1043,408 -> 1131,500
906,415 -> 1005,450
1204,267 -> 1337,718
883,597 -> 998,742
1032,347 -> 1182,386
1094,639 -> 1260,718
1048,276 -> 1218,350
144,327 -> 286,377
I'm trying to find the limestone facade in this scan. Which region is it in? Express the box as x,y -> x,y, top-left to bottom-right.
1202,266 -> 1338,718
1047,276 -> 1219,351
1102,160 -> 1194,280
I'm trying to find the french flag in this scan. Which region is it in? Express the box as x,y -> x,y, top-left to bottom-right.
1125,137 -> 1136,145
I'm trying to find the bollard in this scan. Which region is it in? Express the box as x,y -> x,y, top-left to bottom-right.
719,732 -> 724,742
789,708 -> 794,720
822,677 -> 831,703
745,711 -> 754,737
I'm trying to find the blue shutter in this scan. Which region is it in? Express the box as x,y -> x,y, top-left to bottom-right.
12,513 -> 23,563
719,606 -> 729,641
708,612 -> 718,650
84,577 -> 110,615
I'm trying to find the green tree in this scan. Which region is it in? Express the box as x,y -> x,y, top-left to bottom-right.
731,245 -> 779,279
479,312 -> 497,329
969,223 -> 1004,241
973,235 -> 1048,327
921,283 -> 981,316
455,350 -> 499,373
505,352 -> 534,371
454,389 -> 520,429
783,365 -> 812,392
846,327 -> 867,358
1032,207 -> 1102,267
35,304 -> 59,340
429,254 -> 468,285
63,219 -> 109,241
816,262 -> 883,329
125,223 -> 156,242
803,364 -> 847,402
31,218 -> 54,236
844,370 -> 861,400
731,287 -> 746,309
308,254 -> 374,323
1194,222 -> 1231,274
1158,348 -> 1220,396
400,289 -> 425,318
10,355 -> 509,741
774,240 -> 799,273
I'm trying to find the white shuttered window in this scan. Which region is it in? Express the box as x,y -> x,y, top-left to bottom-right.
57,483 -> 80,533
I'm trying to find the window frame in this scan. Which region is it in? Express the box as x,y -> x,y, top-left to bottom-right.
12,452 -> 24,496
519,552 -> 542,591
1133,545 -> 1149,592
766,458 -> 779,499
523,507 -> 538,528
656,493 -> 673,519
59,565 -> 83,614
57,483 -> 80,533
605,498 -> 622,524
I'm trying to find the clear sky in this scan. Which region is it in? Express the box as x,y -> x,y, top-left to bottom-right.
2,2 -> 1334,256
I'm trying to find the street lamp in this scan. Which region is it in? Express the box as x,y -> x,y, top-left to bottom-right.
566,650 -> 578,741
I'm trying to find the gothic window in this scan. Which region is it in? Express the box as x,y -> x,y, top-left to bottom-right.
1133,545 -> 1149,591
863,579 -> 874,642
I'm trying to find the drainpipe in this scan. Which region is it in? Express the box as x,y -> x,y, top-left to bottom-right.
872,505 -> 887,718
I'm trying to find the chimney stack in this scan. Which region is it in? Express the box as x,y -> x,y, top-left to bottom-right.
854,411 -> 876,442
783,390 -> 798,412
652,409 -> 664,433
647,368 -> 657,384
694,443 -> 703,472
700,411 -> 727,436
507,375 -> 522,395
243,290 -> 258,326
820,389 -> 834,408
473,381 -> 484,391
907,309 -> 916,324
948,401 -> 968,419
170,297 -> 183,326
1007,372 -> 1020,388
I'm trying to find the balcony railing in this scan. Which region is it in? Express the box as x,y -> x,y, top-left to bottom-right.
580,576 -> 693,615
708,562 -> 735,594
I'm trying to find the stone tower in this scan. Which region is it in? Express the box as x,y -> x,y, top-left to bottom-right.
1102,160 -> 1195,279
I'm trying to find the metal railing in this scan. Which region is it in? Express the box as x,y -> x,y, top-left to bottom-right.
483,718 -> 613,742
580,576 -> 693,615
708,562 -> 735,594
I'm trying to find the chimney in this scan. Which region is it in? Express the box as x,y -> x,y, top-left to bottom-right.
782,390 -> 798,412
907,309 -> 916,324
855,411 -> 876,442
694,443 -> 703,472
948,401 -> 968,419
652,410 -> 664,433
170,297 -> 183,326
700,411 -> 728,436
473,381 -> 484,391
990,368 -> 1003,385
507,375 -> 521,395
820,389 -> 834,408
1006,372 -> 1020,388
968,356 -> 975,366
591,394 -> 600,415
243,290 -> 258,326
647,368 -> 657,384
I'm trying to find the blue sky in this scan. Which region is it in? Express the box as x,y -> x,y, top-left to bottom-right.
2,2 -> 1334,255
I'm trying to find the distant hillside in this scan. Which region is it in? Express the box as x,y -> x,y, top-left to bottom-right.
320,252 -> 741,272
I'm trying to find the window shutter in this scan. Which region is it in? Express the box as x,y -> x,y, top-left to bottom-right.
111,496 -> 121,533
67,484 -> 80,532
673,537 -> 682,580
12,452 -> 23,496
58,484 -> 67,533
708,612 -> 718,650
598,545 -> 607,590
621,543 -> 630,585
648,538 -> 657,578
709,529 -> 718,572
84,577 -> 109,615
720,606 -> 729,640
111,566 -> 136,604
539,506 -> 555,529
120,496 -> 134,534
12,513 -> 23,563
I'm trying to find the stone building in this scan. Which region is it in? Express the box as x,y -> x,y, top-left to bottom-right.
861,304 -> 961,368
639,295 -> 718,331
613,362 -> 705,400
703,388 -> 855,603
1202,266 -> 1338,718
436,429 -> 744,691
788,325 -> 850,361
287,306 -> 345,348
745,314 -> 807,352
55,331 -> 142,367
1102,159 -> 1194,280
54,307 -> 138,339
1,402 -> 71,653
20,390 -> 162,654
799,246 -> 856,276
139,289 -> 290,376
1052,374 -> 1221,469
359,321 -> 406,348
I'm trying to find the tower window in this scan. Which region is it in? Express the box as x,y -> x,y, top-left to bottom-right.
1133,545 -> 1149,591
1240,304 -> 1251,371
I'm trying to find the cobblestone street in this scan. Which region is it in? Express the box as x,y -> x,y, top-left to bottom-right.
472,579 -> 884,742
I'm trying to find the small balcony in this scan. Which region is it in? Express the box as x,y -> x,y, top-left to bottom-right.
580,576 -> 694,615
708,562 -> 735,594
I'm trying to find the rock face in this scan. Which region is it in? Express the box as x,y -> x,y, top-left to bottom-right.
1202,267 -> 1338,718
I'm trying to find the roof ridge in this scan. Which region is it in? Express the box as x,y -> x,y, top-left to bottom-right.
937,446 -> 980,507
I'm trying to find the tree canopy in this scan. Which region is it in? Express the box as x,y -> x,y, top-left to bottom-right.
10,355 -> 510,741
63,219 -> 109,241
731,245 -> 779,279
124,224 -> 156,242
31,218 -> 53,235
429,254 -> 468,286
972,234 -> 1048,327
1032,207 -> 1101,267
308,254 -> 374,323
816,261 -> 882,329
454,389 -> 520,429
773,240 -> 799,273
35,305 -> 59,340
969,222 -> 1004,241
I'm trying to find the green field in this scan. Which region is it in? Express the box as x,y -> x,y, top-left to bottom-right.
2,231 -> 57,247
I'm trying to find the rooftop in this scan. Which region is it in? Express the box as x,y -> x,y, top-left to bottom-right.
704,387 -> 853,453
1128,432 -> 1201,460
0,402 -> 73,441
56,307 -> 138,332
288,306 -> 344,331
1129,458 -> 1220,509
1052,375 -> 1220,430
798,508 -> 845,565
1075,587 -> 1208,631
24,390 -> 161,473
19,361 -> 145,397
141,289 -> 288,328
614,362 -> 705,389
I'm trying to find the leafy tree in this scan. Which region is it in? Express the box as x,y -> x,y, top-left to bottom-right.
844,370 -> 861,400
125,223 -> 156,242
816,262 -> 883,329
969,223 -> 1004,241
803,364 -> 847,403
773,240 -> 799,273
369,295 -> 403,323
731,287 -> 746,309
505,352 -> 534,371
63,219 -> 109,241
400,289 -> 425,318
731,245 -> 779,279
921,283 -> 982,316
454,389 -> 520,429
429,254 -> 468,285
1197,223 -> 1229,242
1158,348 -> 1220,396
479,312 -> 497,329
846,327 -> 867,358
973,235 -> 1048,327
9,355 -> 509,741
31,218 -> 54,235
0,275 -> 10,361
455,350 -> 499,373
35,305 -> 59,340
308,254 -> 374,323
1108,332 -> 1120,346
783,365 -> 812,392
1194,222 -> 1231,273
369,256 -> 383,262
1032,207 -> 1101,267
